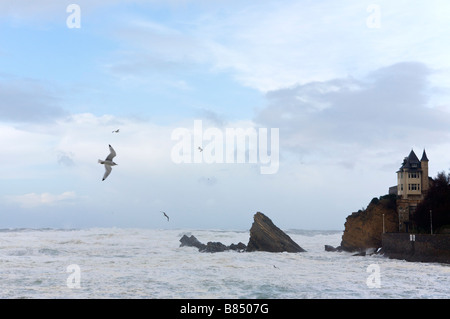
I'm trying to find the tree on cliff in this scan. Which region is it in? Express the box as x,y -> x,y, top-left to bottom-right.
414,171 -> 450,233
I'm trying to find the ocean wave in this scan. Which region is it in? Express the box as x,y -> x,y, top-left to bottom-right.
0,228 -> 448,298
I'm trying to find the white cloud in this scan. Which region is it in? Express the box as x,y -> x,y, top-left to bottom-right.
255,62 -> 450,168
6,191 -> 77,208
93,1 -> 450,95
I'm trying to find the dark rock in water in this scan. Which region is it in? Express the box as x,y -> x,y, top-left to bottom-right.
179,235 -> 247,253
201,241 -> 228,253
324,245 -> 344,252
179,235 -> 206,251
229,242 -> 247,252
352,251 -> 366,256
179,212 -> 306,253
324,245 -> 343,252
246,212 -> 306,253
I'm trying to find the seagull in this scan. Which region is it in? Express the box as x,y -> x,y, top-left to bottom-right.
98,144 -> 118,181
161,211 -> 169,221
112,129 -> 120,133
198,146 -> 203,152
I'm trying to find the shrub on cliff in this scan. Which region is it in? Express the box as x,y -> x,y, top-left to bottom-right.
414,171 -> 450,233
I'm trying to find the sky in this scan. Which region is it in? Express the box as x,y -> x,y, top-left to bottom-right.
1,0 -> 450,231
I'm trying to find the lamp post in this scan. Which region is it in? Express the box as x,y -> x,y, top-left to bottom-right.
382,213 -> 385,233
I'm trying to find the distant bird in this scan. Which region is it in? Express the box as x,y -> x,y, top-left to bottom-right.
198,146 -> 203,152
273,265 -> 279,269
98,144 -> 118,181
112,129 -> 120,133
161,211 -> 169,222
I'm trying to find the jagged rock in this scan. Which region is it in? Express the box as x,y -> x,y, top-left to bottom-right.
179,212 -> 306,253
324,245 -> 342,252
352,251 -> 366,256
179,235 -> 206,250
229,242 -> 247,251
201,241 -> 228,253
340,195 -> 398,252
179,235 -> 247,253
246,212 -> 306,253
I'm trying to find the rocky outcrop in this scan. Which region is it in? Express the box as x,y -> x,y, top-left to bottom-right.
340,195 -> 398,252
179,234 -> 247,253
179,212 -> 305,253
179,234 -> 206,251
324,245 -> 342,252
246,212 -> 306,252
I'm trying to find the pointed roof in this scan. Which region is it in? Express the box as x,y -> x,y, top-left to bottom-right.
398,149 -> 421,172
421,149 -> 429,162
408,149 -> 420,164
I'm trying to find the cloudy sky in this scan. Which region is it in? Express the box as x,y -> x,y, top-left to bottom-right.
1,0 -> 450,230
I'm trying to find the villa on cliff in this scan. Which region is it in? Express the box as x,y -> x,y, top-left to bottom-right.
389,149 -> 431,232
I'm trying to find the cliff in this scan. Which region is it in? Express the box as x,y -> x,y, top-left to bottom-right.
340,195 -> 398,252
246,212 -> 306,252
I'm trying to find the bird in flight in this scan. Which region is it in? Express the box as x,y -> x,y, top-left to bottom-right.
161,211 -> 169,222
112,129 -> 120,133
98,144 -> 118,181
198,146 -> 203,152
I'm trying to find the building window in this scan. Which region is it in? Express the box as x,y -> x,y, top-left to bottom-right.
401,184 -> 403,191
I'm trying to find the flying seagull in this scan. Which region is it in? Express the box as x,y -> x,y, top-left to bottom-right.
112,129 -> 120,133
98,144 -> 118,181
161,211 -> 169,221
198,146 -> 203,152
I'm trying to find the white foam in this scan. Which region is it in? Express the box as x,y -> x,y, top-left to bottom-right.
0,228 -> 448,298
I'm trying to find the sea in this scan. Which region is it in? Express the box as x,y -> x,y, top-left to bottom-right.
0,228 -> 449,299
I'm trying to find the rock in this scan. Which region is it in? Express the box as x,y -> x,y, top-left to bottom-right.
340,194 -> 398,252
246,212 -> 306,253
324,245 -> 342,252
201,241 -> 228,253
352,251 -> 366,256
229,242 -> 247,252
179,212 -> 306,253
179,235 -> 247,253
179,235 -> 206,251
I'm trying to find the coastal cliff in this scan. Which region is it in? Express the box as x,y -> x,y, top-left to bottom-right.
340,195 -> 398,252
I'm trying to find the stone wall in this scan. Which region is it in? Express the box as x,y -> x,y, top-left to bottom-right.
382,233 -> 450,264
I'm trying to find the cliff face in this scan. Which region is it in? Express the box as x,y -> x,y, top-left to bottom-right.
340,195 -> 398,252
247,212 -> 306,252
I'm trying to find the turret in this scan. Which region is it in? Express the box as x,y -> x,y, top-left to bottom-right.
421,149 -> 429,193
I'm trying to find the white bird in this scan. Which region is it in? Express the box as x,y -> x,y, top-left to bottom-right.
98,144 -> 118,181
112,129 -> 120,133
